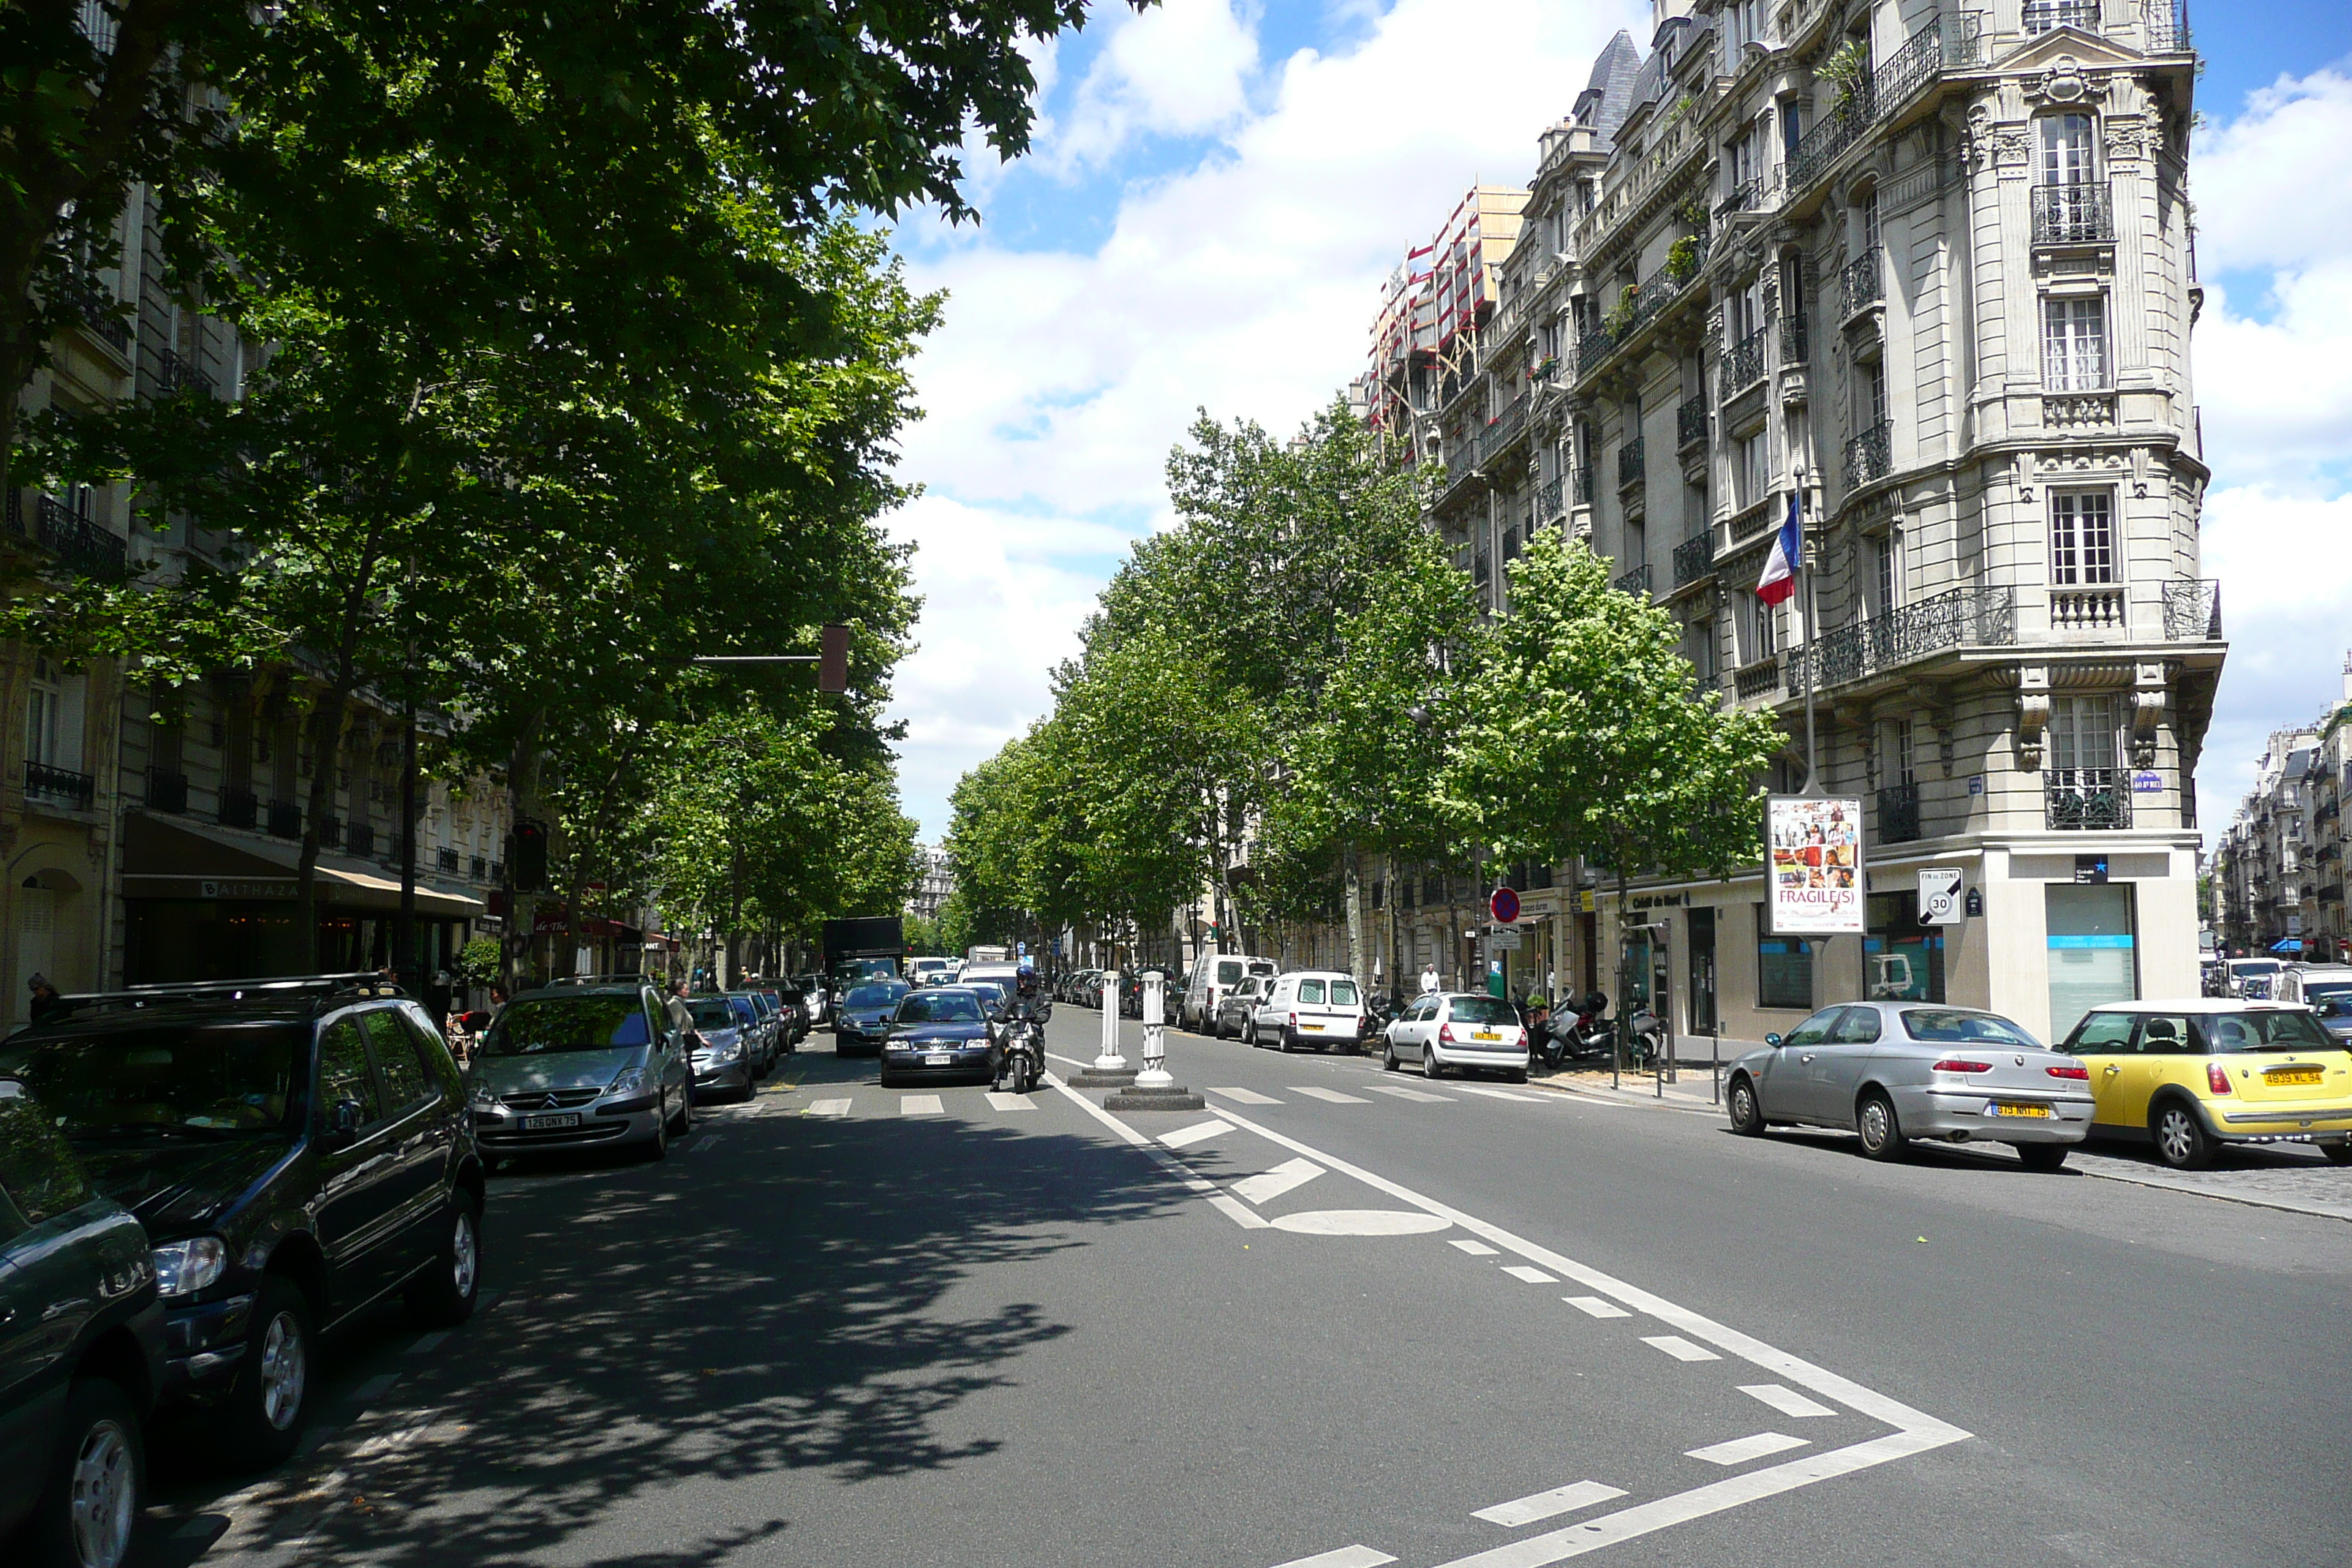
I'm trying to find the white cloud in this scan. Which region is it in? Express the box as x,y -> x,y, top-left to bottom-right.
1041,0 -> 1262,174
2191,69 -> 2352,276
2192,265 -> 2352,480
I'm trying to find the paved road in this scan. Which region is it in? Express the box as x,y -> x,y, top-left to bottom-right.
143,1010 -> 2352,1567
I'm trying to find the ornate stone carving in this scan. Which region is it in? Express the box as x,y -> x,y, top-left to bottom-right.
1961,105 -> 1995,170
2131,662 -> 2167,769
2103,120 -> 2158,165
2016,666 -> 2051,772
2029,57 -> 2090,106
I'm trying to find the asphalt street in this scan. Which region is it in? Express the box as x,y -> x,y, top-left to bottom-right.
140,1009 -> 2352,1568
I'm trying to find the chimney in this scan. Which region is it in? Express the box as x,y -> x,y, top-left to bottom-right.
2342,649 -> 2352,703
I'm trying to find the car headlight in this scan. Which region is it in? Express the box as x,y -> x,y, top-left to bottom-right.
470,1082 -> 500,1108
608,1066 -> 649,1095
154,1235 -> 228,1298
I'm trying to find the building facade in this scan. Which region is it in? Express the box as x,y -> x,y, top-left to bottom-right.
2211,660 -> 2352,963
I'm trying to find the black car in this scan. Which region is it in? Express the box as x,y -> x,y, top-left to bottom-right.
0,1079 -> 163,1568
832,980 -> 909,1058
878,990 -> 1002,1087
0,974 -> 486,1471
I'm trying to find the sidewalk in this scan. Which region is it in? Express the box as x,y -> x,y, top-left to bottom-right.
1526,1063 -> 1726,1113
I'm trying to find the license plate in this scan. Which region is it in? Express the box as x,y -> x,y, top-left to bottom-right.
521,1112 -> 580,1131
1989,1103 -> 2051,1119
1474,1031 -> 1499,1041
2268,1068 -> 2323,1086
1303,1022 -> 1324,1030
925,1053 -> 954,1066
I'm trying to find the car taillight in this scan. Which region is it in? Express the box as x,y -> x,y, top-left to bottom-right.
1931,1058 -> 1992,1074
1439,1023 -> 1455,1043
1289,1012 -> 1299,1030
2207,1062 -> 2233,1094
2046,1064 -> 2089,1080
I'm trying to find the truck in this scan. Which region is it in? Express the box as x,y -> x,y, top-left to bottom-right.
822,916 -> 905,988
965,944 -> 1011,965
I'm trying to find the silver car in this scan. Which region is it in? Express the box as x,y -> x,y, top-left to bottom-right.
1725,1001 -> 2093,1169
470,982 -> 695,1167
686,995 -> 758,1102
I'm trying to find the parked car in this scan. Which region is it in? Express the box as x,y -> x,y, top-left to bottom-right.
682,997 -> 758,1102
0,974 -> 486,1470
0,1077 -> 164,1568
794,975 -> 830,1028
731,991 -> 779,1077
2057,999 -> 2352,1169
2277,965 -> 2352,1047
2224,957 -> 2284,999
1726,1002 -> 2092,1169
472,980 -> 695,1166
1383,992 -> 1530,1082
1212,975 -> 1267,1039
879,989 -> 1002,1087
755,985 -> 804,1051
832,981 -> 910,1058
1248,971 -> 1366,1052
907,957 -> 956,988
1182,953 -> 1276,1032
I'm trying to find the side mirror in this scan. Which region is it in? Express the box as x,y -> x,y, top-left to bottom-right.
1763,1032 -> 1784,1049
321,1098 -> 363,1145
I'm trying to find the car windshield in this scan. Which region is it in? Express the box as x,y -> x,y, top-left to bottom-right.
1449,997 -> 1518,1026
2195,1011 -> 2337,1052
2231,961 -> 2282,976
2299,981 -> 2352,1006
687,999 -> 737,1028
2310,995 -> 2352,1019
485,997 -> 651,1056
0,1019 -> 309,1135
1899,1009 -> 2039,1047
964,981 -> 1006,1006
729,998 -> 758,1025
899,993 -> 983,1023
845,984 -> 905,1009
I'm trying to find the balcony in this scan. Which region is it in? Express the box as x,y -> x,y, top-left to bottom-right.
437,848 -> 461,875
1877,780 -> 1922,845
1839,246 -> 1884,318
1779,315 -> 1809,366
319,816 -> 347,850
1719,327 -> 1768,399
1787,584 -> 2018,691
2048,774 -> 2133,832
1617,437 -> 1646,491
154,347 -> 214,399
1843,419 -> 1892,489
146,769 -> 189,813
347,821 -> 376,858
5,492 -> 129,580
2144,0 -> 2190,52
2032,184 -> 2114,244
1575,235 -> 1712,384
59,274 -> 130,353
1734,657 -> 1782,700
1614,562 -> 1652,599
219,788 -> 258,830
1789,16 -> 1982,195
1441,437 -> 1480,494
1572,467 -> 1594,506
267,799 -> 303,839
1537,476 -> 1564,524
1673,530 -> 1716,588
25,761 -> 95,810
2049,585 -> 2126,633
2024,0 -> 2098,31
2162,578 -> 2221,640
1789,94 -> 1872,195
1480,397 -> 1529,464
1676,396 -> 1708,451
471,854 -> 491,880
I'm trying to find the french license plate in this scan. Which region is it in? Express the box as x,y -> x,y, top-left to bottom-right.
2269,1068 -> 2323,1086
925,1053 -> 954,1066
521,1112 -> 580,1131
1303,1022 -> 1324,1030
1990,1103 -> 2051,1119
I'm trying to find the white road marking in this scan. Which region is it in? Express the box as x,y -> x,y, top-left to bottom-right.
350,1373 -> 399,1403
1686,1431 -> 1809,1466
1472,1480 -> 1629,1528
1291,1086 -> 1373,1104
1741,1384 -> 1837,1419
1365,1083 -> 1453,1102
1161,1118 -> 1235,1149
1449,1238 -> 1501,1256
900,1095 -> 945,1116
984,1092 -> 1037,1112
1451,1085 -> 1543,1102
1210,1194 -> 1274,1229
1564,1296 -> 1632,1319
1501,1265 -> 1559,1284
1271,1546 -> 1397,1568
405,1332 -> 448,1356
1270,1210 -> 1450,1236
1643,1335 -> 1721,1362
807,1098 -> 852,1117
687,1134 -> 717,1152
1232,1157 -> 1324,1205
1205,1085 -> 1284,1105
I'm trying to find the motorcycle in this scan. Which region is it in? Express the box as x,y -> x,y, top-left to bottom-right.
1555,990 -> 1614,1063
998,1014 -> 1043,1096
1618,1004 -> 1665,1071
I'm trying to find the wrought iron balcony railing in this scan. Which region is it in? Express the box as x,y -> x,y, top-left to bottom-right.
26,761 -> 95,810
471,854 -> 491,880
437,848 -> 461,874
1480,396 -> 1529,464
1840,246 -> 1884,317
2024,0 -> 2098,31
1575,234 -> 1712,382
1844,419 -> 1893,489
267,799 -> 303,839
2162,578 -> 2221,640
2143,0 -> 2190,52
1878,780 -> 1922,844
1786,584 -> 2018,691
1537,476 -> 1564,523
1677,395 -> 1708,450
2047,774 -> 2133,831
318,816 -> 346,850
5,492 -> 129,579
1779,315 -> 1809,366
2032,183 -> 2114,244
1673,530 -> 1716,588
1614,562 -> 1652,598
59,274 -> 130,353
146,769 -> 189,814
219,788 -> 258,829
1719,327 -> 1768,399
154,347 -> 214,399
1618,437 -> 1646,490
1789,17 -> 1981,195
347,821 -> 376,858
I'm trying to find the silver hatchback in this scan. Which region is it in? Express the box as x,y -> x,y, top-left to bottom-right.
1725,1001 -> 2093,1169
470,984 -> 695,1166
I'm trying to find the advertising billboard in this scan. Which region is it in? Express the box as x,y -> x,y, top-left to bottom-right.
1765,794 -> 1866,935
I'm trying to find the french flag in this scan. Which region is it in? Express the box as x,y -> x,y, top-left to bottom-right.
1755,494 -> 1801,606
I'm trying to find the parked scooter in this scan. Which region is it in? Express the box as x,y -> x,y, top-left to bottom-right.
1559,991 -> 1615,1063
1618,1003 -> 1665,1071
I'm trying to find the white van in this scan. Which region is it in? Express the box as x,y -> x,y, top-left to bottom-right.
908,957 -> 955,987
1248,970 -> 1366,1052
1182,953 -> 1275,1031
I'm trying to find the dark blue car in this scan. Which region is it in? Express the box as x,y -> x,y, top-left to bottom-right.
879,989 -> 1001,1086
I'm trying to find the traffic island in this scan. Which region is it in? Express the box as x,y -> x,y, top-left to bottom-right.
1103,1081 -> 1205,1112
1066,1066 -> 1139,1089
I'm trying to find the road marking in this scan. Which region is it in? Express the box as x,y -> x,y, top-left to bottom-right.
350,1373 -> 399,1403
1473,1480 -> 1629,1528
1564,1296 -> 1632,1319
1161,1118 -> 1235,1149
1365,1084 -> 1453,1102
1741,1384 -> 1837,1419
1686,1432 -> 1808,1466
1451,1085 -> 1543,1102
405,1332 -> 448,1356
1450,1238 -> 1501,1256
900,1095 -> 944,1116
1643,1335 -> 1720,1362
1501,1264 -> 1560,1284
1291,1086 -> 1372,1104
687,1134 -> 717,1152
1209,1194 -> 1274,1229
1232,1157 -> 1323,1205
984,1092 -> 1037,1112
807,1098 -> 852,1117
1206,1086 -> 1284,1105
1270,1210 -> 1450,1236
1271,1547 -> 1397,1568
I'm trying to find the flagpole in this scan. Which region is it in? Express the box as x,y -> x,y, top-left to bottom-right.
1796,467 -> 1819,794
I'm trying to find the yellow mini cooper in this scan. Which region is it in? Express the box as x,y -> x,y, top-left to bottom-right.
2058,1000 -> 2352,1170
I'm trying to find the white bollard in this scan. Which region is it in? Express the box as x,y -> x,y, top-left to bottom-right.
1135,970 -> 1172,1088
1096,969 -> 1128,1071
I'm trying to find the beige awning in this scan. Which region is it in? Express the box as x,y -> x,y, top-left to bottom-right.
121,810 -> 486,919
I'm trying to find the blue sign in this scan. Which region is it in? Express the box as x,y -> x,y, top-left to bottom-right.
2131,771 -> 2163,794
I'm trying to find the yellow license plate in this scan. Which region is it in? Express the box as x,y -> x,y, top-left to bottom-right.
2268,1068 -> 2323,1086
1993,1104 -> 2051,1118
1474,1031 -> 1499,1041
1303,1022 -> 1324,1030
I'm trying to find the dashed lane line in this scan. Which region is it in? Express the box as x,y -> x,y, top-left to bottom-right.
1643,1335 -> 1722,1362
1450,1239 -> 1501,1256
1272,1548 -> 1398,1568
1564,1295 -> 1632,1319
984,1091 -> 1038,1112
1501,1264 -> 1560,1284
807,1098 -> 852,1117
1161,1118 -> 1235,1150
1472,1480 -> 1629,1529
1686,1431 -> 1809,1466
1741,1384 -> 1838,1419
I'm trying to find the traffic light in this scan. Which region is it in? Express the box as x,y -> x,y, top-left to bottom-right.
818,623 -> 850,694
510,821 -> 549,892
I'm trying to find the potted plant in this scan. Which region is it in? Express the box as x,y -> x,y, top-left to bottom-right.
1665,235 -> 1703,282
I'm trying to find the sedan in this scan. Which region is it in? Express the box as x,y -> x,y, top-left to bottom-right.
832,981 -> 909,1058
1213,975 -> 1267,1039
1726,1001 -> 2092,1169
1384,992 -> 1529,1082
879,989 -> 1001,1086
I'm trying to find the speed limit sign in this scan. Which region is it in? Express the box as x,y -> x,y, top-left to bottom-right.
1918,867 -> 1964,926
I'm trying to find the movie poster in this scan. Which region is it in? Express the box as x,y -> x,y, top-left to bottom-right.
1765,794 -> 1866,935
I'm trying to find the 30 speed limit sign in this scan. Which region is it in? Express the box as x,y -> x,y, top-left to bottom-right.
1918,867 -> 1964,926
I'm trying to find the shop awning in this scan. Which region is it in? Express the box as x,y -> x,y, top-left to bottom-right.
122,810 -> 486,919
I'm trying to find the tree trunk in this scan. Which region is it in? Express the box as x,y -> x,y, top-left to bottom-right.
293,684 -> 355,971
1343,843 -> 1365,990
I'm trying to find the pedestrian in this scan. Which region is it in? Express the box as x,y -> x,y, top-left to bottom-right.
1419,962 -> 1439,996
664,977 -> 698,1046
26,973 -> 65,1024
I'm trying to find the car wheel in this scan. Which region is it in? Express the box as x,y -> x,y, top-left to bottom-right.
406,1191 -> 483,1328
1855,1090 -> 1905,1161
1383,1043 -> 1398,1072
2015,1143 -> 2070,1173
2324,1142 -> 2352,1166
1509,1068 -> 1529,1084
1727,1077 -> 1767,1136
27,1376 -> 143,1568
1243,1019 -> 1257,1049
225,1275 -> 313,1471
2151,1100 -> 2213,1170
1422,1045 -> 1443,1081
644,1104 -> 671,1162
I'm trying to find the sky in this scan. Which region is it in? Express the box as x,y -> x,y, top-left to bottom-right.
877,0 -> 2352,846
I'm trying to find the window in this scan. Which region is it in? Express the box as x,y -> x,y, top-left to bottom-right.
2043,295 -> 2108,390
1756,905 -> 1815,1008
26,660 -> 61,769
1298,979 -> 1327,1004
2049,694 -> 2119,781
1734,428 -> 1770,509
361,1010 -> 432,1113
1780,1007 -> 1841,1047
1866,360 -> 1889,426
2049,490 -> 2115,584
2065,1010 -> 2138,1053
317,1017 -> 385,1128
2039,113 -> 2097,184
1873,533 -> 1899,611
1750,592 -> 1779,659
1865,892 -> 1945,1002
1861,192 -> 1881,253
1829,1007 -> 1883,1044
0,1083 -> 91,1232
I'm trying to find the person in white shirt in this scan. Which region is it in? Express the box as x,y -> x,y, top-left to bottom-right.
1419,965 -> 1439,995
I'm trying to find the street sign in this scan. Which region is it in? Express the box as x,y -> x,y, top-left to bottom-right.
1490,886 -> 1520,924
1488,927 -> 1523,951
1918,867 -> 1964,926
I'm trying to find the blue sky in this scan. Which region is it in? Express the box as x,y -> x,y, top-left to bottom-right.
881,0 -> 2352,845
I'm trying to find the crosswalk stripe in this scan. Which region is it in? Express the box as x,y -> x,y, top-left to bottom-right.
1230,1158 -> 1322,1205
807,1098 -> 852,1117
1449,1239 -> 1500,1256
1365,1084 -> 1452,1102
1205,1086 -> 1284,1105
1450,1084 -> 1542,1102
1739,1384 -> 1837,1418
984,1091 -> 1036,1112
1685,1431 -> 1806,1466
1270,1548 -> 1395,1568
1471,1480 -> 1629,1528
1291,1086 -> 1371,1104
1161,1118 -> 1235,1150
900,1095 -> 944,1116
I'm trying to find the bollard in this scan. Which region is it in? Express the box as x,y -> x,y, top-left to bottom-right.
1067,967 -> 1137,1088
1104,969 -> 1202,1111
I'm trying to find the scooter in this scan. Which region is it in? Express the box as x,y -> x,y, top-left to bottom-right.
998,1016 -> 1043,1096
1559,991 -> 1615,1063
